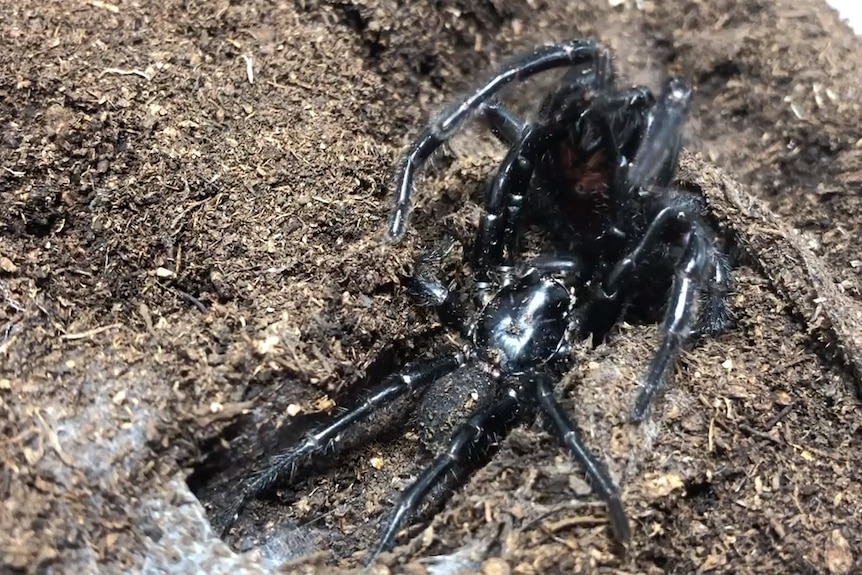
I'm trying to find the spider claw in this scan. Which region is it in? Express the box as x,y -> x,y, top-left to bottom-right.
630,389 -> 654,423
606,494 -> 633,544
363,539 -> 391,569
371,507 -> 409,565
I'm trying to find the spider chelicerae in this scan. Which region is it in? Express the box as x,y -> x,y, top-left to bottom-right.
212,39 -> 733,564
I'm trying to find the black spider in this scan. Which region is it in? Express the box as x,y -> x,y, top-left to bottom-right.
212,40 -> 733,565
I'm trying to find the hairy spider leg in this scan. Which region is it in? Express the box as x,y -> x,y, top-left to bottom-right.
630,230 -> 710,421
532,371 -> 631,542
386,40 -> 610,242
368,385 -> 524,564
659,192 -> 735,339
586,79 -> 731,341
697,242 -> 734,337
212,352 -> 465,536
674,193 -> 735,338
597,204 -> 712,422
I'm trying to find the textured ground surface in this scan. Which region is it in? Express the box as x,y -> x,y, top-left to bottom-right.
1,0 -> 861,574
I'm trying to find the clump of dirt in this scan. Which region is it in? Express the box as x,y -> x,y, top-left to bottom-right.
1,1 -> 860,574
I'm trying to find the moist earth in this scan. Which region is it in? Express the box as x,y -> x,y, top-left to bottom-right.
1,1 -> 861,574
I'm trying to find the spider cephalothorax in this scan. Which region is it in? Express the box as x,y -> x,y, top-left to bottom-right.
213,40 -> 733,565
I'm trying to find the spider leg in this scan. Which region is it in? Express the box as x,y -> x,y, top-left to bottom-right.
526,254 -> 583,279
368,385 -> 524,564
386,40 -> 610,242
668,192 -> 735,338
532,372 -> 631,543
474,99 -> 532,276
481,99 -> 526,145
697,248 -> 734,337
594,200 -> 714,421
473,123 -> 569,305
473,124 -> 541,275
212,352 -> 465,536
625,78 -> 692,191
600,203 -> 700,296
628,192 -> 733,339
410,238 -> 473,336
631,230 -> 711,422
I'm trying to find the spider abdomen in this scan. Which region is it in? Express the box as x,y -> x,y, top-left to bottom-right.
415,364 -> 498,450
473,277 -> 572,374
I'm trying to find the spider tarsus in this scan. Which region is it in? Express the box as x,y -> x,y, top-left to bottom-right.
606,493 -> 633,544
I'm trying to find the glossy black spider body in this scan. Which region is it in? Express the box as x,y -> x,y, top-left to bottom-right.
213,40 -> 733,565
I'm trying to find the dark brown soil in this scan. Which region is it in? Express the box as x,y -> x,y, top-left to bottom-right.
1,1 -> 861,574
